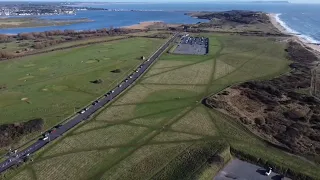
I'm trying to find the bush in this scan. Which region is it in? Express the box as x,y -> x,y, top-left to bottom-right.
207,155 -> 224,164
111,69 -> 121,73
90,79 -> 103,84
0,51 -> 15,58
18,33 -> 35,40
254,117 -> 265,126
0,118 -> 44,147
0,34 -> 9,42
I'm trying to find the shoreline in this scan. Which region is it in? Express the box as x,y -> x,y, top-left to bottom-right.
1,21 -> 161,35
268,13 -> 320,54
123,21 -> 164,29
0,18 -> 93,31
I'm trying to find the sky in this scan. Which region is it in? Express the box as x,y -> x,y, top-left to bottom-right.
0,0 -> 319,3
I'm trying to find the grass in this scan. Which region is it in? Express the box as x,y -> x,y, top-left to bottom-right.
40,36 -> 126,51
6,33 -> 320,180
0,37 -> 166,127
0,17 -> 90,29
168,44 -> 178,53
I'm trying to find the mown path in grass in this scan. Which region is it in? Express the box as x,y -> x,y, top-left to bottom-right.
5,33 -> 320,180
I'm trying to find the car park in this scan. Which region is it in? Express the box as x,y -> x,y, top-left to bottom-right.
173,36 -> 208,55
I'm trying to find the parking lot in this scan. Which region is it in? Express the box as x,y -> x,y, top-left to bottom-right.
173,35 -> 209,55
215,159 -> 290,180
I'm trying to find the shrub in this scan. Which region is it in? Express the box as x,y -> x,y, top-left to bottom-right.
254,117 -> 265,126
0,51 -> 15,58
0,118 -> 44,147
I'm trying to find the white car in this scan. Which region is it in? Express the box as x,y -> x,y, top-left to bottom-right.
80,110 -> 86,114
42,137 -> 49,141
265,167 -> 272,176
129,76 -> 133,78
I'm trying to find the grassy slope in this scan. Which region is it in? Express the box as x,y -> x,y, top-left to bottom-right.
5,33 -> 320,180
0,37 -> 166,128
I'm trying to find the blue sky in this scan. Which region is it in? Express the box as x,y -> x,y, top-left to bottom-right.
0,0 -> 319,3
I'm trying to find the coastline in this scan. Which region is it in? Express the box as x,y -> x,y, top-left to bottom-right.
268,13 -> 320,54
0,18 -> 93,30
123,21 -> 164,29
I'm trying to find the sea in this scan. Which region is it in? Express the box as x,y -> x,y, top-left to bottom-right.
0,2 -> 320,44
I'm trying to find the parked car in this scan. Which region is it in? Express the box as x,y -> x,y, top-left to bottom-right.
265,167 -> 272,176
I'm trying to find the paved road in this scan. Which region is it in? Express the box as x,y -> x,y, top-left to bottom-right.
215,159 -> 290,180
0,33 -> 179,174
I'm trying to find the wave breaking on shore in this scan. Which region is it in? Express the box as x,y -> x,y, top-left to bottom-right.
274,13 -> 320,44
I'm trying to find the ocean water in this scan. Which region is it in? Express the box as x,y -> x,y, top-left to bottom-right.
0,2 -> 319,43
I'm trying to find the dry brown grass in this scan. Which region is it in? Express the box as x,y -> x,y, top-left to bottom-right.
141,60 -> 213,85
151,132 -> 204,142
43,125 -> 147,157
60,125 -> 147,148
95,105 -> 136,122
213,60 -> 235,79
101,143 -> 190,180
10,169 -> 34,180
171,107 -> 216,136
72,121 -> 108,134
143,60 -> 194,78
34,150 -> 115,180
113,84 -> 205,106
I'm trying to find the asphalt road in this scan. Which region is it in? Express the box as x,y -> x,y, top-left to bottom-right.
215,159 -> 291,180
0,33 -> 179,174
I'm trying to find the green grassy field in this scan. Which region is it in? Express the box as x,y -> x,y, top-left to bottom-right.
0,37 -> 166,128
5,33 -> 320,180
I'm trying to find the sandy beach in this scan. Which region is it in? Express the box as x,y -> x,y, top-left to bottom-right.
124,21 -> 164,29
268,13 -> 320,54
